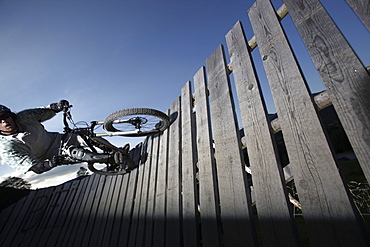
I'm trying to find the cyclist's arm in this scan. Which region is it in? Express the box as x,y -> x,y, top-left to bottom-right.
17,108 -> 56,123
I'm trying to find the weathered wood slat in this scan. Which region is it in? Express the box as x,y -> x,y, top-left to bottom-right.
0,195 -> 29,246
32,181 -> 73,246
181,81 -> 200,247
14,188 -> 54,246
166,97 -> 182,246
78,175 -> 107,246
0,189 -> 38,246
108,170 -> 130,246
152,115 -> 169,246
132,137 -> 154,247
93,175 -> 119,246
226,20 -> 300,247
128,141 -> 149,247
86,175 -> 115,246
193,67 -> 222,247
97,173 -> 123,246
143,134 -> 160,246
284,0 -> 370,184
0,199 -> 17,233
345,0 -> 370,31
206,44 -> 257,247
59,175 -> 93,245
118,145 -> 142,246
67,174 -> 101,245
249,0 -> 368,246
56,175 -> 91,246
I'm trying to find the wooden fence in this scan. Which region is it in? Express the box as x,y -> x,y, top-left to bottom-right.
1,0 -> 369,246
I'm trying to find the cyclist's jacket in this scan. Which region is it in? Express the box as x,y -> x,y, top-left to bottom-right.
0,108 -> 63,172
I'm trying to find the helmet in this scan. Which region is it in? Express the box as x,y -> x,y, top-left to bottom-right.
0,105 -> 11,113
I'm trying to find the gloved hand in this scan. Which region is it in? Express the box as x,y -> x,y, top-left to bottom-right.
48,100 -> 70,112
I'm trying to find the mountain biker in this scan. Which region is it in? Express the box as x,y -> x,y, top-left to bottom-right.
0,101 -> 127,174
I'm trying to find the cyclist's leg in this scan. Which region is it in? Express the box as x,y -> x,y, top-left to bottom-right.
67,146 -> 111,163
64,145 -> 127,165
60,134 -> 129,165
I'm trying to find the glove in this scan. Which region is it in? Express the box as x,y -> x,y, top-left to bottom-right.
48,100 -> 70,112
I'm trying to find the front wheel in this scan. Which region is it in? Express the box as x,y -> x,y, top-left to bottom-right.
104,108 -> 170,137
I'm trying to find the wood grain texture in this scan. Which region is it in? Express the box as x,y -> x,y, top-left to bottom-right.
166,97 -> 182,247
249,0 -> 368,245
144,134 -> 161,246
193,67 -> 222,247
128,141 -> 150,247
284,0 -> 370,183
345,0 -> 370,31
152,109 -> 169,247
226,20 -> 299,247
181,81 -> 200,247
206,45 -> 257,247
0,1 -> 368,246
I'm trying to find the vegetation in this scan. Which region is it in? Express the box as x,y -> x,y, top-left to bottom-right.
0,187 -> 30,214
76,166 -> 90,178
0,177 -> 32,213
0,176 -> 31,190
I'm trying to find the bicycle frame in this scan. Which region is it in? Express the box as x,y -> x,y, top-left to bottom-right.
63,110 -> 142,138
59,104 -> 169,175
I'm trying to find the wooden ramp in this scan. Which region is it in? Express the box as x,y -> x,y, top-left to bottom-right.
1,0 -> 369,246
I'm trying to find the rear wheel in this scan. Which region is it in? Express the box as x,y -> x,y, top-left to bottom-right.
104,108 -> 170,137
87,156 -> 135,176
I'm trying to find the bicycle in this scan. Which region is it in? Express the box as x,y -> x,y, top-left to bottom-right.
59,101 -> 170,176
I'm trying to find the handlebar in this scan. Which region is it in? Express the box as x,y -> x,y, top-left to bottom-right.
62,103 -> 73,132
60,100 -> 72,113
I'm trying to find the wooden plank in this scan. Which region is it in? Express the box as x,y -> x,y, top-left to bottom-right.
66,174 -> 102,246
128,139 -> 151,247
143,134 -> 161,246
55,175 -> 91,246
13,188 -> 53,246
283,0 -> 370,183
83,175 -> 113,246
166,97 -> 182,247
48,179 -> 82,246
31,181 -> 73,246
345,0 -> 370,31
118,144 -> 142,246
59,175 -> 96,246
206,45 -> 257,247
108,167 -> 130,246
152,109 -> 170,247
77,174 -> 108,246
0,197 -> 25,241
249,0 -> 369,246
0,189 -> 40,246
93,175 -> 119,247
193,66 -> 222,247
226,20 -> 300,246
0,201 -> 17,233
181,81 -> 200,247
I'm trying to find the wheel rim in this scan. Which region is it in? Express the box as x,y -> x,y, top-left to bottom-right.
88,162 -> 133,176
110,114 -> 166,134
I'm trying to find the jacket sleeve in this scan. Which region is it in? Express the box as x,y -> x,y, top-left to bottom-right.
17,108 -> 56,123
